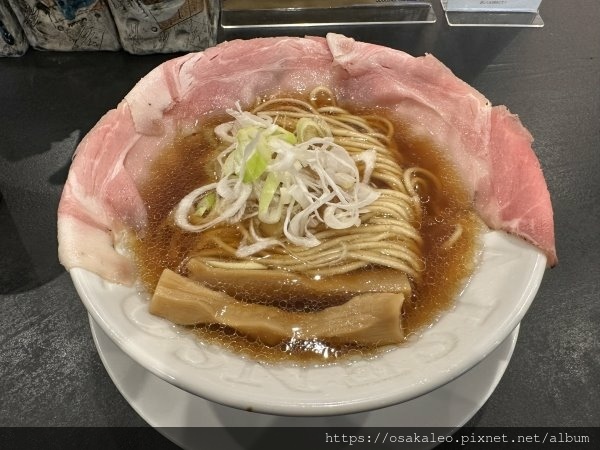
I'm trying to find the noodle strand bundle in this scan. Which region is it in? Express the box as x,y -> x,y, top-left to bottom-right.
175,89 -> 426,283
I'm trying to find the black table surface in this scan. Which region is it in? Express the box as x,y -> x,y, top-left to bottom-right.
1,0 -> 598,446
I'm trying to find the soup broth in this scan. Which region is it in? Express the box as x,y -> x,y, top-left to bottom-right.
132,99 -> 483,363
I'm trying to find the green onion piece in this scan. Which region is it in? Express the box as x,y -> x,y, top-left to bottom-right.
192,191 -> 216,218
258,172 -> 281,222
273,127 -> 297,144
243,132 -> 271,183
240,125 -> 296,183
296,117 -> 328,142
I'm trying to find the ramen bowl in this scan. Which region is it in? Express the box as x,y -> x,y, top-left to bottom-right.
62,34 -> 553,417
71,229 -> 545,416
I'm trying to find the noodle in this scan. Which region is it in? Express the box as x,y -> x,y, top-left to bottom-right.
183,87 -> 431,284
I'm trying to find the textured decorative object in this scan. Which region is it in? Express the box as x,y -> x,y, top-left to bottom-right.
107,0 -> 218,54
0,2 -> 28,56
8,0 -> 121,51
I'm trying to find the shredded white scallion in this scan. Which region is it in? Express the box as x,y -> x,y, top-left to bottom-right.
173,104 -> 381,256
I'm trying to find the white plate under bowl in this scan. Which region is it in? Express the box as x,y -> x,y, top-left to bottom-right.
72,230 -> 545,416
90,316 -> 520,450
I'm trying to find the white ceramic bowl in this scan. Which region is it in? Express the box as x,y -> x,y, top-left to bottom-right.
71,229 -> 545,416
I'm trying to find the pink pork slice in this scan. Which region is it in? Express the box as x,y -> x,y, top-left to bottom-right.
57,33 -> 557,285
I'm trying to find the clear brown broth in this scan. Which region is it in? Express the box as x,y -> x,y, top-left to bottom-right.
132,103 -> 483,364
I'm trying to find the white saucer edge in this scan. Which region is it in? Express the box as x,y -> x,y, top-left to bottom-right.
89,315 -> 519,449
